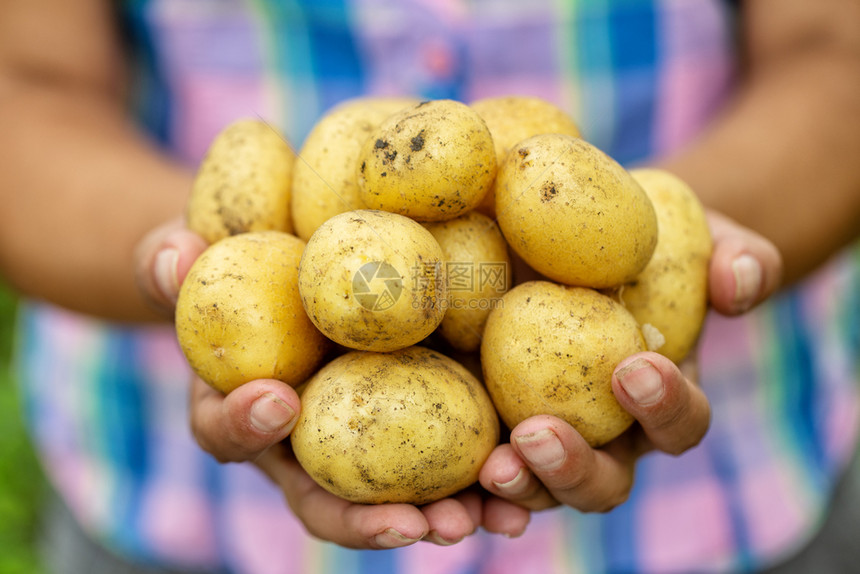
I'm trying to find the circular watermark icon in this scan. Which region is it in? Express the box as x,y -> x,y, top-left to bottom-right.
352,261 -> 403,311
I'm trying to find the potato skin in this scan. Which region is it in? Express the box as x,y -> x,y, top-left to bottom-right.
291,97 -> 419,241
470,96 -> 581,218
617,168 -> 713,363
298,209 -> 448,352
187,119 -> 296,243
175,231 -> 329,394
357,99 -> 496,221
424,211 -> 511,352
495,134 -> 658,288
291,346 -> 500,505
481,281 -> 645,447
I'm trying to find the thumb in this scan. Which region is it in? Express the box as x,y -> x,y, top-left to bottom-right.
135,217 -> 209,317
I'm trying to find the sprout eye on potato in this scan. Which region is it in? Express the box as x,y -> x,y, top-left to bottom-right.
180,96 -> 713,504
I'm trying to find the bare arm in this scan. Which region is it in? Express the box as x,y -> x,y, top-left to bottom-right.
0,0 -> 192,321
663,0 -> 860,284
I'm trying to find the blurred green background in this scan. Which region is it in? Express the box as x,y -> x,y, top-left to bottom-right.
0,282 -> 46,574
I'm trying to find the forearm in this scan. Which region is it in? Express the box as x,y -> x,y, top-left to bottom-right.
662,0 -> 860,284
0,80 -> 192,322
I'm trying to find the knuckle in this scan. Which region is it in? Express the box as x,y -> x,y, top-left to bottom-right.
649,399 -> 688,434
665,413 -> 710,456
555,463 -> 591,493
189,416 -> 254,463
581,484 -> 633,514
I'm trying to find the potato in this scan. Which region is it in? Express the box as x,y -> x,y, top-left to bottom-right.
613,168 -> 713,363
481,281 -> 645,447
187,119 -> 296,243
175,231 -> 329,394
357,99 -> 496,221
470,96 -> 582,217
291,346 -> 500,504
291,97 -> 420,241
298,209 -> 447,352
495,134 -> 658,288
423,211 -> 511,352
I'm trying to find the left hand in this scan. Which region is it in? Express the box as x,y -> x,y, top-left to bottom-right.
189,373 -> 531,547
135,220 -> 532,548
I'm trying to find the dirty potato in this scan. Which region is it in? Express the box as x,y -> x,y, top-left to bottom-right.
298,210 -> 447,352
614,168 -> 713,363
481,281 -> 645,447
424,211 -> 511,352
291,97 -> 419,241
175,231 -> 328,394
187,119 -> 296,243
495,134 -> 658,288
291,346 -> 500,504
470,95 -> 582,217
357,99 -> 496,221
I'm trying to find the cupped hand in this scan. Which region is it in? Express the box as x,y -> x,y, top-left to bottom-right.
190,373 -> 530,548
479,209 -> 782,512
134,218 -> 531,548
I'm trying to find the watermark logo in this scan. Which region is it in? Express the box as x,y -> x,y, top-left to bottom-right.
353,260 -> 509,312
352,261 -> 403,311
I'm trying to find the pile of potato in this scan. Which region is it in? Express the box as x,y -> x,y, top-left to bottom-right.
174,96 -> 712,505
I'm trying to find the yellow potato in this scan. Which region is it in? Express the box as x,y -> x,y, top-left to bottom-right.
470,95 -> 582,217
175,231 -> 329,394
495,134 -> 658,288
298,209 -> 447,352
291,96 -> 420,241
357,99 -> 496,221
481,281 -> 645,447
614,168 -> 713,363
291,346 -> 500,504
423,211 -> 511,352
187,119 -> 296,243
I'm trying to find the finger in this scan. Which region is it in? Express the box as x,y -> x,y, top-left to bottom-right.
260,446 -> 430,549
612,352 -> 711,456
421,495 -> 478,546
482,497 -> 531,538
479,443 -> 557,510
134,217 -> 208,316
189,376 -> 300,463
510,415 -> 636,513
706,210 -> 782,315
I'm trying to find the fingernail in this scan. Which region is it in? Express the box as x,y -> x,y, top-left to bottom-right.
374,528 -> 421,549
250,392 -> 296,434
514,429 -> 565,472
154,247 -> 180,303
492,467 -> 528,496
617,358 -> 664,406
424,530 -> 464,546
732,254 -> 762,313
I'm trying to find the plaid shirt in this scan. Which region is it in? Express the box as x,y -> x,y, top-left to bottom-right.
17,1 -> 860,572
